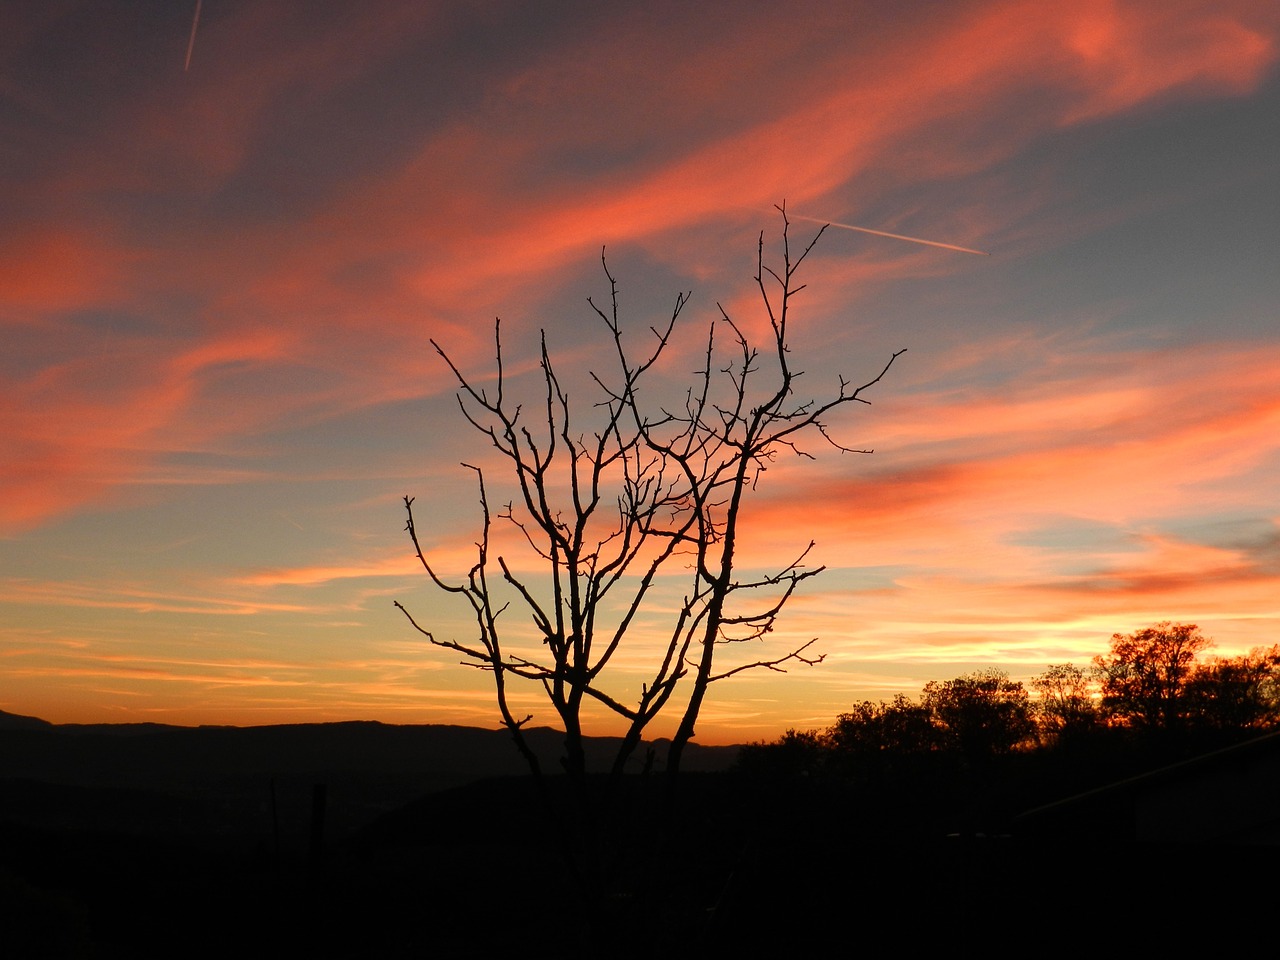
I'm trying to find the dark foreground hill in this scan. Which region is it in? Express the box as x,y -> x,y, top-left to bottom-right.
0,710 -> 745,956
2,711 -> 1276,956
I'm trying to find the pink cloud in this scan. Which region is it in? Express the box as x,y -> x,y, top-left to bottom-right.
1059,0 -> 1275,123
0,327 -> 294,532
717,340 -> 1280,573
277,0 -> 1276,368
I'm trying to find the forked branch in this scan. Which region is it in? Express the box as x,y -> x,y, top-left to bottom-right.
396,206 -> 903,786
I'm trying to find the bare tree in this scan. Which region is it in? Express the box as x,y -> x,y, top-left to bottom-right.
396,207 -> 903,794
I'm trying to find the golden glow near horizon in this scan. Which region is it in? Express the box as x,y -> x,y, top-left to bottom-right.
3,1 -> 1280,744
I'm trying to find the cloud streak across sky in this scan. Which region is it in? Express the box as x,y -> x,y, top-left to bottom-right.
2,0 -> 1278,740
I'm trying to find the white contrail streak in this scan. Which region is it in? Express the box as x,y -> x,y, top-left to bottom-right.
185,0 -> 203,72
791,213 -> 989,256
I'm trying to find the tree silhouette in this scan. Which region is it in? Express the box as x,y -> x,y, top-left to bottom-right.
736,727 -> 829,778
921,669 -> 1034,761
1187,645 -> 1280,730
1030,662 -> 1097,736
1092,621 -> 1211,731
396,207 -> 903,796
738,627 -> 1280,833
832,695 -> 936,752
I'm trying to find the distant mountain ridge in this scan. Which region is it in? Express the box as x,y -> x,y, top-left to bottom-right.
0,709 -> 53,732
0,710 -> 735,792
0,709 -> 741,843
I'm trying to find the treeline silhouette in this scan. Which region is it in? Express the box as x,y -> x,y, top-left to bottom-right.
712,624 -> 1280,951
739,621 -> 1280,779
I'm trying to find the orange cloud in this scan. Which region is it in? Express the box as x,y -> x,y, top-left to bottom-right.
0,576 -> 315,617
0,226 -> 134,315
235,553 -> 422,587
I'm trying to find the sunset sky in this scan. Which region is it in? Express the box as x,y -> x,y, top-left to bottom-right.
3,0 -> 1279,743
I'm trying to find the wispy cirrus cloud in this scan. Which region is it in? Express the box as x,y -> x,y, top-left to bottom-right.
3,1 -> 1278,733
5,0 -> 1274,532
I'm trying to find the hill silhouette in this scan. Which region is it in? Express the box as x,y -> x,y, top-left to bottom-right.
3,708 -> 1275,956
0,710 -> 743,956
0,710 -> 736,838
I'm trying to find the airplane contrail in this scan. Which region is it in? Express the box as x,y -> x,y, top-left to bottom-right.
185,0 -> 203,72
791,213 -> 989,256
